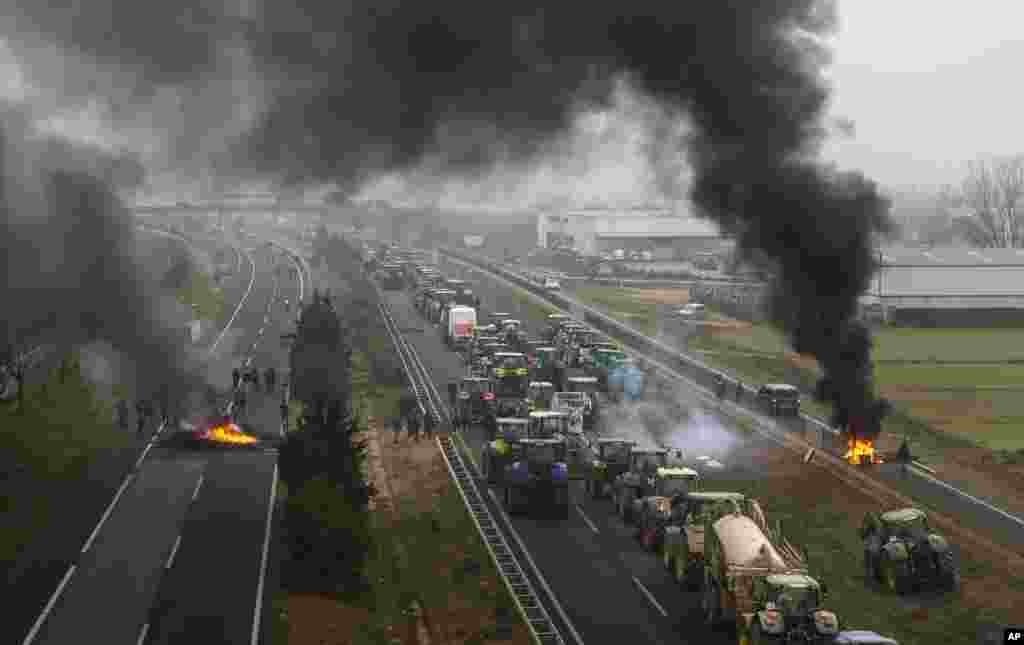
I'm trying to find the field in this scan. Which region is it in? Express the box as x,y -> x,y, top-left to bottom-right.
568,285 -> 1024,516
707,443 -> 1020,645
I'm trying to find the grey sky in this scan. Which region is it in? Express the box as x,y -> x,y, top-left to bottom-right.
824,0 -> 1024,190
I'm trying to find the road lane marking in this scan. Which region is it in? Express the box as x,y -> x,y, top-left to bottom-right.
136,622 -> 150,645
632,576 -> 668,618
251,463 -> 279,645
20,564 -> 76,645
258,328 -> 263,336
210,248 -> 256,356
165,535 -> 182,570
575,504 -> 600,534
486,488 -> 586,645
191,475 -> 204,502
82,474 -> 135,554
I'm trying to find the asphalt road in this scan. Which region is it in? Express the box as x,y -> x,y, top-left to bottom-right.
445,255 -> 1024,558
384,289 -> 753,645
22,234 -> 290,645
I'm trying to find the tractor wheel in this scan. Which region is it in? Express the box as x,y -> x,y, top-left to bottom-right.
662,546 -> 672,571
673,554 -> 686,585
748,622 -> 764,645
686,561 -> 704,592
864,551 -> 876,584
939,551 -> 961,592
881,553 -> 910,594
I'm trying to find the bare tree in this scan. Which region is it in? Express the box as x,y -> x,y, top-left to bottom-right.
959,156 -> 1024,247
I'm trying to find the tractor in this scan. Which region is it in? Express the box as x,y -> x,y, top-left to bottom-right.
492,352 -> 530,417
582,438 -> 636,499
480,417 -> 529,484
551,391 -> 587,436
632,466 -> 701,551
500,438 -> 571,517
456,376 -> 495,426
860,507 -> 960,593
611,447 -> 670,523
531,347 -> 560,385
527,381 -> 555,412
564,376 -> 600,430
588,348 -> 628,391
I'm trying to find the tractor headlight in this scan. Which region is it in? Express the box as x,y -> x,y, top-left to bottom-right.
757,610 -> 785,634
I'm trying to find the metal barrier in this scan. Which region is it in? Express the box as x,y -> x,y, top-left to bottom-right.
375,286 -> 565,645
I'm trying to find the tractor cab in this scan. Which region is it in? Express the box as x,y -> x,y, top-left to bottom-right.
493,352 -> 529,416
502,319 -> 522,334
528,381 -> 555,411
753,574 -> 834,636
531,347 -> 559,380
542,313 -> 571,340
514,438 -> 569,476
489,312 -> 512,326
584,438 -> 637,499
651,466 -> 701,498
493,417 -> 528,442
878,507 -> 930,540
565,376 -> 599,428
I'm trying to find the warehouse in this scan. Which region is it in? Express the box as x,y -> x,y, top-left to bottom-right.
866,247 -> 1024,326
536,205 -> 725,258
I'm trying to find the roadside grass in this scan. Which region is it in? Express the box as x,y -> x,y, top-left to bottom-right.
571,281 -> 1024,458
571,285 -> 658,336
709,473 -> 1016,645
0,354 -> 130,583
176,266 -> 225,324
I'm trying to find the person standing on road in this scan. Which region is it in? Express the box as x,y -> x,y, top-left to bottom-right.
736,379 -> 743,403
423,410 -> 435,440
135,399 -> 146,437
232,367 -> 241,390
117,398 -> 129,429
393,416 -> 405,444
714,373 -> 726,400
407,409 -> 421,441
897,438 -> 912,478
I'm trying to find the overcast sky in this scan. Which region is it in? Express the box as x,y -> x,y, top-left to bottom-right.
824,0 -> 1024,191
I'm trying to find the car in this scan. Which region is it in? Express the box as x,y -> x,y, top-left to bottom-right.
675,303 -> 706,319
544,278 -> 561,291
756,383 -> 801,416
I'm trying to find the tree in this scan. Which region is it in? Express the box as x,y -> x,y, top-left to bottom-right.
959,156 -> 1024,247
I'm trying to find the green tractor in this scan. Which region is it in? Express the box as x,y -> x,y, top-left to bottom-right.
860,507 -> 960,594
588,348 -> 628,390
611,447 -> 670,523
582,437 -> 637,499
480,418 -> 529,484
500,438 -> 571,518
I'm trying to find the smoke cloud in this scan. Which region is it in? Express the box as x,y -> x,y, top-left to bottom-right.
2,0 -> 892,436
0,104 -> 198,410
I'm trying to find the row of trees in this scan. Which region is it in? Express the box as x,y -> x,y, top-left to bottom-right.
278,288 -> 376,593
915,155 -> 1024,247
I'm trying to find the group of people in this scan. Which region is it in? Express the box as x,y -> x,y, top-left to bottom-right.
392,406 -> 437,443
231,366 -> 277,393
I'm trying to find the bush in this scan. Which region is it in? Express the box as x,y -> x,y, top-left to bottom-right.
282,475 -> 373,593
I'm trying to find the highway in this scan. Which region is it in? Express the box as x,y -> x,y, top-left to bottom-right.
22,231 -> 296,645
379,286 -> 772,645
444,253 -> 1024,560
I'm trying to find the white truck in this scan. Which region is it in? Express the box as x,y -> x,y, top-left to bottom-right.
446,305 -> 477,350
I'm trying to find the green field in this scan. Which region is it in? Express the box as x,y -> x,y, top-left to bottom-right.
569,286 -> 1024,454
709,474 -> 1017,645
176,268 -> 225,324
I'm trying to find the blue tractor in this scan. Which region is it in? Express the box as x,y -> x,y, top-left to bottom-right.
500,438 -> 571,518
608,358 -> 645,404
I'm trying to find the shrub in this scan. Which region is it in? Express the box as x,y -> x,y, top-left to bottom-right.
282,475 -> 373,593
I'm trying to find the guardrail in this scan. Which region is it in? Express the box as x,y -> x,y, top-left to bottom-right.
375,287 -> 565,645
441,247 -> 848,458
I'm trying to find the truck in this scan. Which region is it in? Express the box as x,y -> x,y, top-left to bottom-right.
661,491 -> 766,590
702,513 -> 841,644
446,305 -> 477,351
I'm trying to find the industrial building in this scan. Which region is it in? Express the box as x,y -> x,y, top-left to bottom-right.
865,246 -> 1024,326
536,206 -> 726,259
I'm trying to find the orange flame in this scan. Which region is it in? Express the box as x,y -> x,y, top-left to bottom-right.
201,422 -> 258,445
844,436 -> 882,465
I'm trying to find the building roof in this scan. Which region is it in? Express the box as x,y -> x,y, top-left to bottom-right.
879,245 -> 1024,266
594,215 -> 721,239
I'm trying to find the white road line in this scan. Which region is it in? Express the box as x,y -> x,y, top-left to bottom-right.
251,464 -> 279,645
165,535 -> 182,570
258,328 -> 263,336
486,488 -> 586,645
136,622 -> 150,645
20,564 -> 76,645
82,475 -> 135,554
575,504 -> 600,534
191,475 -> 204,502
210,248 -> 256,356
632,577 -> 668,618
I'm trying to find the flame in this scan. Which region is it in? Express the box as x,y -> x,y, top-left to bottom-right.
200,422 -> 258,445
844,436 -> 883,465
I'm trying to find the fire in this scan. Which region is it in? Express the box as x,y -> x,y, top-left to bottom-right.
200,422 -> 258,445
844,436 -> 883,465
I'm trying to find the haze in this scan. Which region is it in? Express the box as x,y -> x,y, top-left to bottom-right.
825,0 -> 1024,189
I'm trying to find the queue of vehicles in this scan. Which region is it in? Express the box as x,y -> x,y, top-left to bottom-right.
370,245 -> 920,645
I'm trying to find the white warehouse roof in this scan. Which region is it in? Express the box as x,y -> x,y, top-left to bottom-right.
879,246 -> 1024,266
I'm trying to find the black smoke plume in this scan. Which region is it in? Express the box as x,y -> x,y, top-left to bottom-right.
0,106 -> 197,413
4,0 -> 893,436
